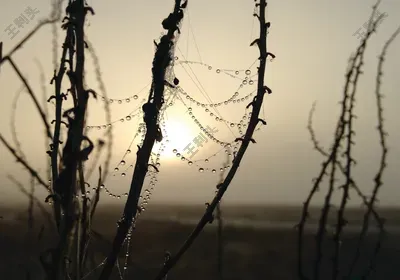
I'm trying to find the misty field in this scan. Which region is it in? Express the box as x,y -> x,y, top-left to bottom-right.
1,204 -> 399,280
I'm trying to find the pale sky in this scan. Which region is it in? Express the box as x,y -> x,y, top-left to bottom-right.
0,0 -> 399,208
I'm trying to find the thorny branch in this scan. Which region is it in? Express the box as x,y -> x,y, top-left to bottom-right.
98,1 -> 188,279
297,1 -> 394,279
0,133 -> 49,190
356,25 -> 400,280
153,0 -> 271,279
84,37 -> 113,182
3,57 -> 53,140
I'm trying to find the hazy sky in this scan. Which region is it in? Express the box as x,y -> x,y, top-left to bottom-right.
0,0 -> 399,208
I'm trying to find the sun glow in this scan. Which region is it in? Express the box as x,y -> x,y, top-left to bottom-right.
155,118 -> 195,159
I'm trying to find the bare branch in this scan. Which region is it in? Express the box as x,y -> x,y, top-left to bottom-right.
0,134 -> 49,191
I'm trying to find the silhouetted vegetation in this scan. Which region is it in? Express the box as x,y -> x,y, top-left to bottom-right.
0,0 -> 399,280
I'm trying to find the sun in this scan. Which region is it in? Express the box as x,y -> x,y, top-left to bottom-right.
154,118 -> 194,159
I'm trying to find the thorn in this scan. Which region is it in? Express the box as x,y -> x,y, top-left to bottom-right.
263,85 -> 272,94
86,89 -> 97,99
45,194 -> 59,203
164,80 -> 175,88
258,118 -> 267,125
47,95 -> 56,103
250,39 -> 259,47
148,164 -> 159,172
60,93 -> 68,100
180,0 -> 188,9
50,70 -> 57,84
246,101 -> 254,109
84,6 -> 95,15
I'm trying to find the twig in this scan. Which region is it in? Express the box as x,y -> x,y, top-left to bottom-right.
0,134 -> 49,190
9,84 -> 27,159
216,148 -> 230,280
333,5 -> 385,279
35,58 -> 52,182
0,17 -> 61,68
297,2 -> 385,279
3,57 -> 53,140
358,25 -> 400,280
85,38 -> 113,181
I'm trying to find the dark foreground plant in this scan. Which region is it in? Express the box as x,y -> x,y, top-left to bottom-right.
98,1 -> 189,279
1,1 -> 106,279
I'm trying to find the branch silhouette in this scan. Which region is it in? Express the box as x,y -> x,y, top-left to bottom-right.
153,1 -> 271,279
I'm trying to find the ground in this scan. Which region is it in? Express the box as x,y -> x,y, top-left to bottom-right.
0,204 -> 399,280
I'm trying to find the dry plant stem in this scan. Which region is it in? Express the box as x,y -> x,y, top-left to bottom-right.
307,102 -> 328,157
0,20 -> 59,69
28,175 -> 35,231
51,0 -> 63,69
3,57 -> 53,140
82,167 -> 103,269
0,0 -> 63,69
90,167 -> 102,221
308,104 -> 383,230
36,59 -> 52,182
333,8 -> 385,279
153,1 -> 270,279
98,2 -> 186,279
309,102 -> 386,280
51,24 -> 76,231
50,1 -> 92,279
297,3 -> 384,279
10,85 -> 27,158
216,150 -> 229,280
313,151 -> 338,279
7,174 -> 55,229
216,202 -> 223,280
355,26 -> 400,280
85,38 -> 113,181
77,163 -> 86,279
0,134 -> 49,190
84,141 -> 105,180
